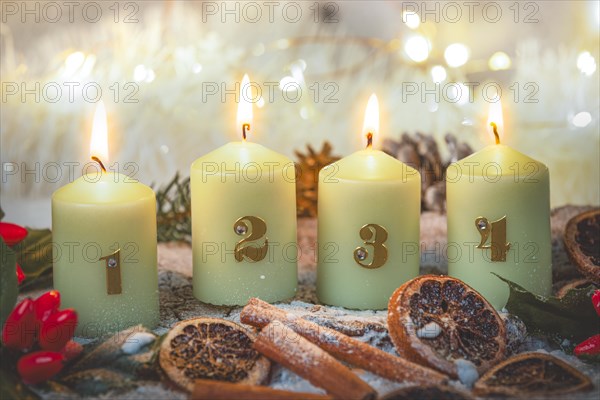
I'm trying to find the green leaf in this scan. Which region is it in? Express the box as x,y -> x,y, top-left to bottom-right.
13,229 -> 53,291
496,274 -> 599,343
61,369 -> 134,396
0,238 -> 18,328
60,326 -> 159,395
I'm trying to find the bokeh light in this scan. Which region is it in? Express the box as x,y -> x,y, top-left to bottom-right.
405,36 -> 430,63
444,43 -> 470,68
577,51 -> 597,76
488,52 -> 512,71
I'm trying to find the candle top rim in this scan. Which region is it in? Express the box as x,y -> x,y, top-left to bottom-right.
53,172 -> 154,205
320,149 -> 419,182
450,144 -> 548,177
191,141 -> 293,171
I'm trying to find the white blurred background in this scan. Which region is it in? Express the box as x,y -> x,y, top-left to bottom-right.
1,0 -> 599,227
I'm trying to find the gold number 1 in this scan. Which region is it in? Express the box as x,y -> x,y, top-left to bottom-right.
99,249 -> 122,295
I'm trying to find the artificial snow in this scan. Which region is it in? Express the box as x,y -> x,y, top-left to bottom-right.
121,332 -> 156,354
454,358 -> 479,388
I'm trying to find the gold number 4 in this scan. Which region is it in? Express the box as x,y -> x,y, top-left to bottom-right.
234,216 -> 269,262
475,216 -> 511,262
354,224 -> 388,269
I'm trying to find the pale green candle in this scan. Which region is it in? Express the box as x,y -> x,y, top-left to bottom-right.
190,75 -> 297,306
52,102 -> 158,337
317,95 -> 421,310
447,104 -> 551,310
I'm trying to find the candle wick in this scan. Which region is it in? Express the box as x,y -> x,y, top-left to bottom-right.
91,156 -> 107,173
366,132 -> 373,149
490,122 -> 500,145
242,123 -> 250,141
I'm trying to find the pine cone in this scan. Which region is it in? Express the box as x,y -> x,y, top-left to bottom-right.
295,142 -> 341,218
445,133 -> 474,164
382,133 -> 473,213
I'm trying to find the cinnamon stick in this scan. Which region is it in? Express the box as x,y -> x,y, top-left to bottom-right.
254,321 -> 376,400
192,379 -> 332,400
241,298 -> 447,385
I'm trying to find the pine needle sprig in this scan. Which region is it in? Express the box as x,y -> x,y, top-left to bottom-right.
155,173 -> 191,242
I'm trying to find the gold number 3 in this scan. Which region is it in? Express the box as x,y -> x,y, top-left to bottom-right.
234,216 -> 269,262
354,224 -> 388,269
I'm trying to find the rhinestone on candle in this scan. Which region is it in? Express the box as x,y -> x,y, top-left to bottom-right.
235,224 -> 248,235
355,248 -> 367,261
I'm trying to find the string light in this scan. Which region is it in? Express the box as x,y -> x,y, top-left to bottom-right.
402,11 -> 420,29
431,65 -> 447,83
444,43 -> 470,68
133,65 -> 156,82
488,52 -> 511,71
65,52 -> 85,71
577,51 -> 596,76
572,111 -> 592,127
404,35 -> 430,63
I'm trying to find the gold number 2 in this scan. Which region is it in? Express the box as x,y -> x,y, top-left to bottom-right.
354,224 -> 388,269
234,216 -> 269,262
476,216 -> 511,262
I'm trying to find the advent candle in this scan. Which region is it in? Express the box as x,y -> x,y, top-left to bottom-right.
190,74 -> 297,306
52,101 -> 158,337
317,94 -> 421,310
447,101 -> 551,310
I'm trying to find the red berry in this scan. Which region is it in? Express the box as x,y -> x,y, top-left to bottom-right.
16,264 -> 26,285
34,290 -> 61,324
575,334 -> 600,357
39,309 -> 77,351
592,290 -> 600,317
60,340 -> 83,362
17,351 -> 64,385
2,298 -> 36,350
0,222 -> 28,246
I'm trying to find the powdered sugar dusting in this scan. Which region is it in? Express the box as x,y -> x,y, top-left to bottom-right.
270,365 -> 326,394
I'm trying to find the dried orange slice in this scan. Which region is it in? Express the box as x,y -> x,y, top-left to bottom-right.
388,275 -> 506,377
473,352 -> 593,397
381,384 -> 474,400
564,209 -> 600,285
159,318 -> 270,392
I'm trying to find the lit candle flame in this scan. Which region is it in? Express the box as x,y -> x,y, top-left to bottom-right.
90,100 -> 109,170
237,74 -> 253,141
487,100 -> 504,145
362,93 -> 379,149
